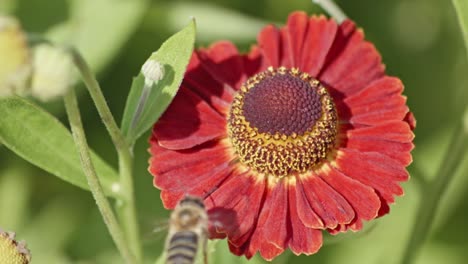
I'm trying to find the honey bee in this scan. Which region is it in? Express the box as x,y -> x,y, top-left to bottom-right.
164,195 -> 209,264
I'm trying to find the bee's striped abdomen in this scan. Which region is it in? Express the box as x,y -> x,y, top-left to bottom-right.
166,230 -> 199,264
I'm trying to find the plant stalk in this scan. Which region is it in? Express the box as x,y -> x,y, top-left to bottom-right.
64,89 -> 136,264
69,48 -> 142,262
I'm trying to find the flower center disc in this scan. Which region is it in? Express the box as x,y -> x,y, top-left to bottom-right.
228,67 -> 338,177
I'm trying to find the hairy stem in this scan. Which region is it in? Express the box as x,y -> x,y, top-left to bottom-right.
69,48 -> 142,262
64,89 -> 136,263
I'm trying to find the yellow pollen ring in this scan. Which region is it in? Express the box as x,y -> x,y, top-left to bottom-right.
227,67 -> 338,178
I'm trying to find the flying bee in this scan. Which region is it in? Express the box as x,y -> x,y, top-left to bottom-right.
164,195 -> 209,264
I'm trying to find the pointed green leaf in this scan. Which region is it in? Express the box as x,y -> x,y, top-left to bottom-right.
121,19 -> 196,143
0,97 -> 120,198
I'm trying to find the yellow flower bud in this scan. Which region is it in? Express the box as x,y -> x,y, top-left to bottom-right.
0,15 -> 31,98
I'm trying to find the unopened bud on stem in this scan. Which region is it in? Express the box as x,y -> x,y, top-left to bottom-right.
30,44 -> 76,102
129,58 -> 165,133
141,58 -> 164,87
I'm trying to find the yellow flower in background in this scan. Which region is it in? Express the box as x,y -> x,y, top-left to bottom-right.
0,229 -> 31,264
0,15 -> 31,98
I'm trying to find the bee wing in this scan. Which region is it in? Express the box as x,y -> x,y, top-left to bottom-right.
142,219 -> 170,245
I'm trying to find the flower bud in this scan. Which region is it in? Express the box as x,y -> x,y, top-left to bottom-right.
141,58 -> 164,87
30,44 -> 76,102
0,228 -> 31,264
0,16 -> 31,98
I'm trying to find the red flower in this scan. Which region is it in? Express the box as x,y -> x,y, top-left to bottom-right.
149,11 -> 414,260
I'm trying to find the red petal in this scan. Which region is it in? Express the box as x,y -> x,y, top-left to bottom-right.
284,11 -> 309,67
153,87 -> 227,149
258,25 -> 281,68
228,241 -> 246,257
242,45 -> 263,77
197,41 -> 246,90
345,139 -> 414,167
160,190 -> 184,208
205,171 -> 265,246
343,77 -> 403,106
288,182 -> 323,255
149,139 -> 234,208
343,121 -> 414,165
258,243 -> 284,261
321,19 -> 356,69
280,27 -> 293,68
247,180 -> 288,260
300,15 -> 338,76
184,53 -> 235,115
334,149 -> 408,204
404,111 -> 417,130
320,20 -> 385,96
320,165 -> 381,223
346,121 -> 414,142
348,98 -> 408,126
295,181 -> 324,228
260,181 -> 289,253
299,175 -> 355,229
338,77 -> 409,126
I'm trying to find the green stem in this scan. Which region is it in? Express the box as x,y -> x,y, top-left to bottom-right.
401,112 -> 468,264
64,89 -> 136,264
69,48 -> 142,262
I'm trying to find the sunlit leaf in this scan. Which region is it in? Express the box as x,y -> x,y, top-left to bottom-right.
0,97 -> 120,197
121,19 -> 196,144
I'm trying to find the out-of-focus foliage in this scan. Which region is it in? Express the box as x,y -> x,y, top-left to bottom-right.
0,0 -> 467,263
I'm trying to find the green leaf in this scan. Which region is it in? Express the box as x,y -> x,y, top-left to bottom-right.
0,97 -> 120,198
121,19 -> 196,143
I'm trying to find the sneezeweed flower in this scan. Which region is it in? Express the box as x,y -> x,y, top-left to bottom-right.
0,15 -> 31,98
0,228 -> 31,264
30,44 -> 75,102
149,11 -> 415,260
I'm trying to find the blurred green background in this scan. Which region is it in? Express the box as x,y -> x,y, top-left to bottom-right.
1,0 -> 467,263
